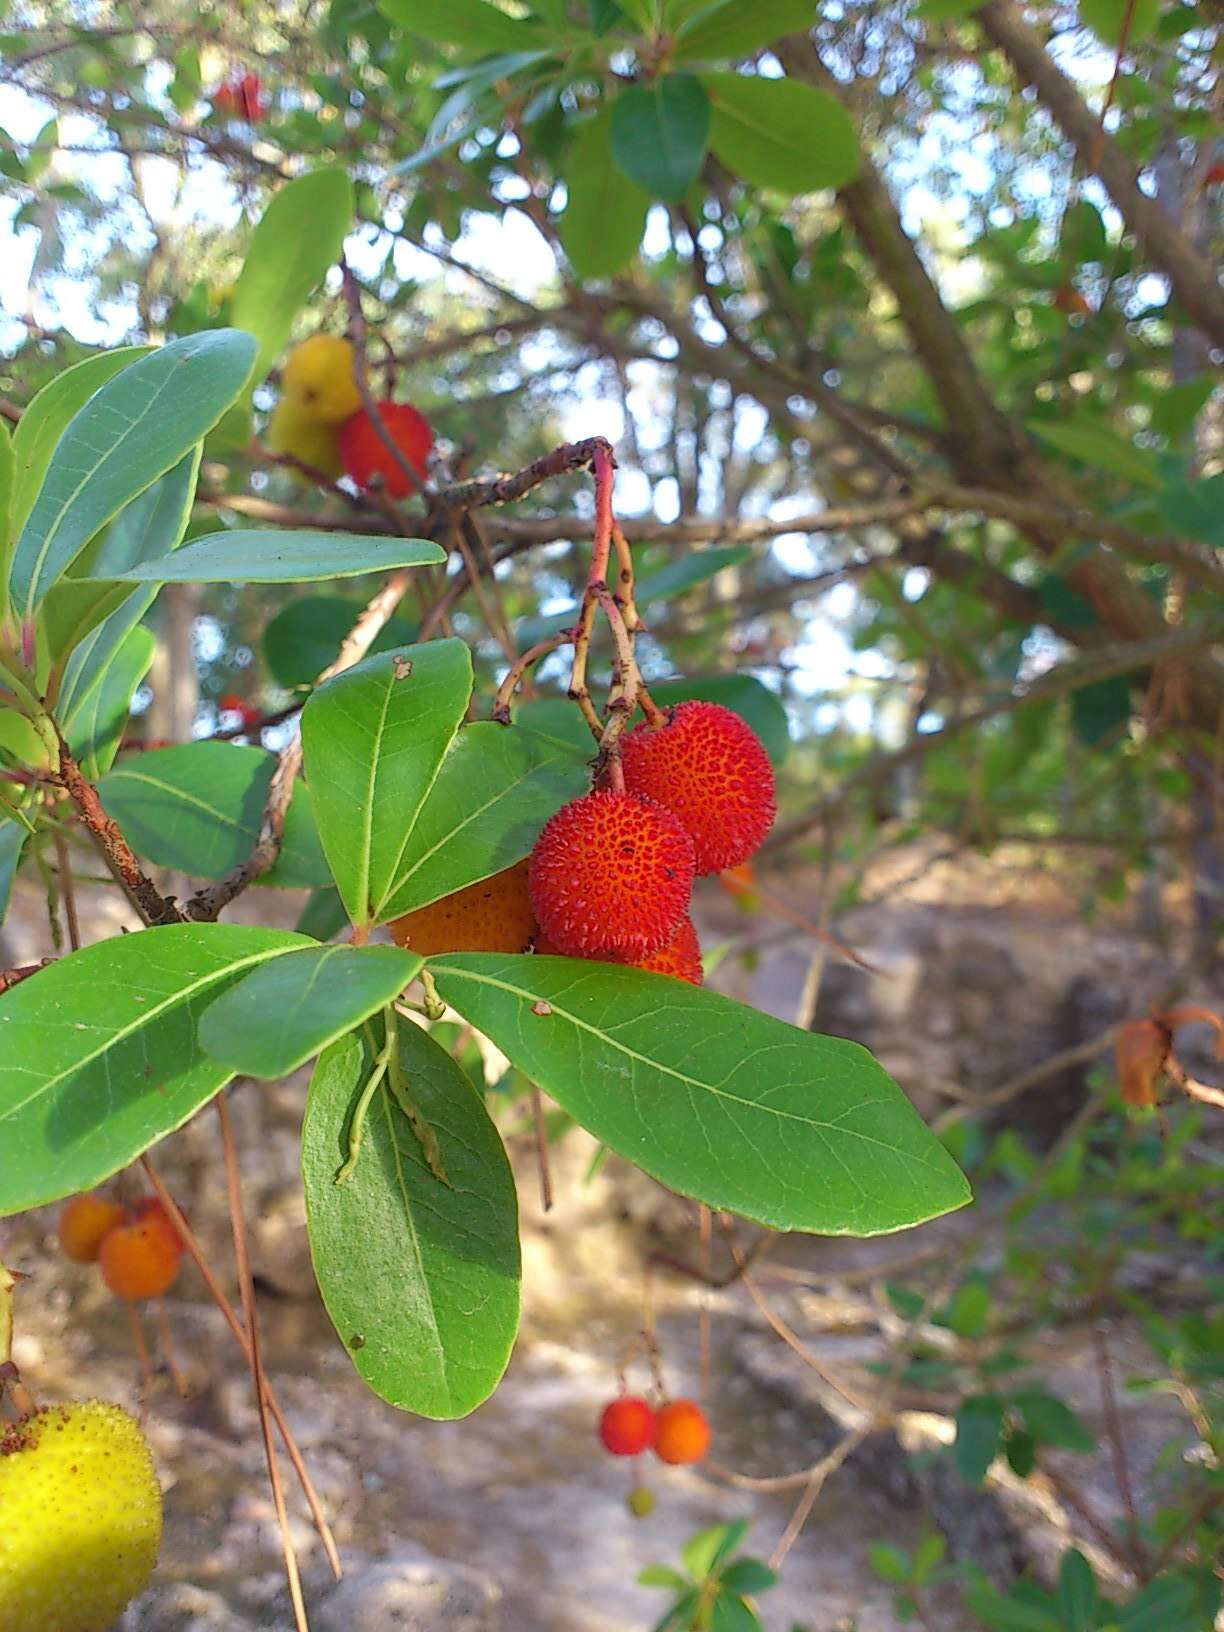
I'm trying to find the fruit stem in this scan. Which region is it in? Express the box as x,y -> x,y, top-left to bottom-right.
492,627 -> 579,724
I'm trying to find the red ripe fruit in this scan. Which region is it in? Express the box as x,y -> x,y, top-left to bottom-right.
599,1396 -> 657,1456
529,791 -> 695,959
621,701 -> 775,875
654,1399 -> 711,1466
339,402 -> 434,498
238,72 -> 267,122
99,1204 -> 184,1301
535,915 -> 702,985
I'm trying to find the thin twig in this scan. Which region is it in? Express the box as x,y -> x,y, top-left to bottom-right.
51,827 -> 81,950
529,1083 -> 554,1214
1091,1318 -> 1147,1574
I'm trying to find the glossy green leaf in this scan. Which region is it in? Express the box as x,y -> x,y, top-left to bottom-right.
9,331 -> 256,619
302,1015 -> 521,1418
378,721 -> 590,921
301,640 -> 473,928
684,1521 -> 749,1579
92,530 -> 443,584
704,72 -> 860,194
7,346 -> 151,548
230,170 -> 355,408
430,954 -> 971,1234
1080,0 -> 1158,45
199,945 -> 422,1078
673,0 -> 814,60
953,1395 -> 1005,1484
560,109 -> 650,280
98,742 -> 330,888
611,74 -> 711,201
0,923 -> 310,1214
380,0 -> 543,49
65,624 -> 156,779
38,580 -> 134,687
56,450 -> 200,719
262,594 -> 418,690
1028,418 -> 1162,490
0,818 -> 25,926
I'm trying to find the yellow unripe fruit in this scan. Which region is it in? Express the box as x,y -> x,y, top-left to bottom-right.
0,1400 -> 163,1632
280,334 -> 361,424
267,398 -> 343,482
389,860 -> 536,957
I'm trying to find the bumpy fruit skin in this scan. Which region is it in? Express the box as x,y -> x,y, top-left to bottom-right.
388,860 -> 535,957
529,791 -> 695,959
535,915 -> 702,985
599,1397 -> 657,1456
98,1212 -> 183,1301
280,334 -> 361,425
58,1194 -> 125,1264
654,1399 -> 711,1466
0,1400 -> 162,1632
339,401 -> 434,498
621,702 -> 775,875
267,398 -> 344,481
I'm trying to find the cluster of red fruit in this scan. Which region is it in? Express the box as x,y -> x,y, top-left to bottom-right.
388,700 -> 775,979
529,700 -> 776,981
599,1395 -> 711,1465
212,72 -> 268,123
268,334 -> 433,497
58,1193 -> 185,1302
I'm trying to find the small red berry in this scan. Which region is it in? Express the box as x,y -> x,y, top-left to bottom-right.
529,790 -> 695,959
239,72 -> 268,122
99,1209 -> 184,1301
654,1399 -> 711,1465
599,1396 -> 658,1456
339,401 -> 434,498
621,701 -> 775,875
58,1194 -> 126,1264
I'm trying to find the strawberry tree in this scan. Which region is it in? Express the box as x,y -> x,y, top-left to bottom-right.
0,180 -> 968,1618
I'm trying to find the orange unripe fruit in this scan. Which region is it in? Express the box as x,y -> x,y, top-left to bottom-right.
339,401 -> 434,498
599,1396 -> 657,1456
280,334 -> 361,425
622,702 -> 775,875
57,1194 -> 125,1264
654,1399 -> 711,1466
267,398 -> 344,481
388,860 -> 536,957
0,1400 -> 162,1631
98,1211 -> 183,1302
529,791 -> 695,959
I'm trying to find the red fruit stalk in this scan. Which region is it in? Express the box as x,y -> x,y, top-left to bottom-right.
621,701 -> 775,875
339,401 -> 434,498
599,1397 -> 657,1456
529,791 -> 695,959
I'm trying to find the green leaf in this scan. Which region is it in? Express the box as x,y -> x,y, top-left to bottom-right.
378,722 -> 590,921
9,331 -> 256,619
868,1544 -> 913,1584
912,1533 -> 946,1587
1160,474 -> 1224,546
296,887 -> 350,941
56,450 -> 200,720
97,742 -> 330,889
302,1015 -> 521,1418
380,0 -> 543,49
199,945 -> 422,1078
639,1566 -> 690,1591
0,417 -> 12,558
560,109 -> 650,280
1070,675 -> 1131,747
1149,378 -> 1215,443
683,1522 -> 748,1581
262,594 -> 418,690
1059,198 -> 1108,266
92,530 -> 443,584
1028,418 -> 1162,490
429,955 -> 971,1234
0,923 -> 309,1214
962,1582 -> 1060,1632
1003,1427 -> 1036,1478
64,624 -> 155,779
6,346 -> 151,549
230,171 -> 355,410
1117,1577 -> 1200,1632
915,0 -> 986,17
611,74 -> 711,201
1057,1550 -> 1097,1632
703,72 -> 860,193
1013,1391 -> 1096,1452
711,1594 -> 763,1632
954,1395 -> 1005,1485
300,640 -> 473,929
720,1560 -> 778,1595
1080,0 -> 1159,46
941,1275 -> 991,1339
0,818 -> 25,926
654,1591 -> 702,1632
674,0 -> 814,61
